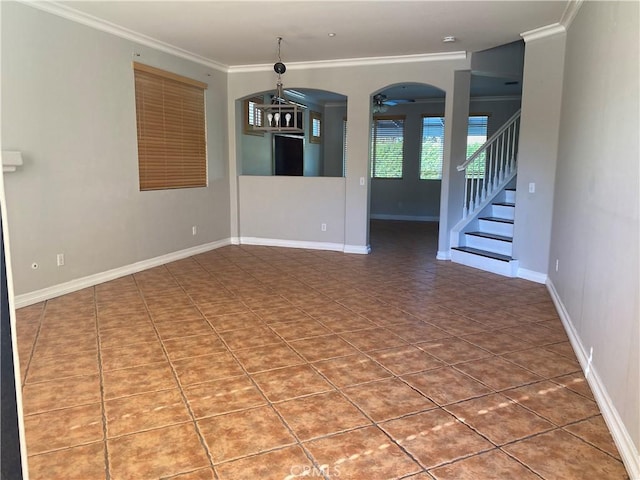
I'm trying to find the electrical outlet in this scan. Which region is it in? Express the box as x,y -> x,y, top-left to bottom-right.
528,182 -> 536,193
57,254 -> 65,267
321,223 -> 327,232
192,226 -> 197,236
359,177 -> 365,186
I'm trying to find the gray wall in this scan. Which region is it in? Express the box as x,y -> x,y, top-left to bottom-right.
512,30 -> 566,276
549,0 -> 639,463
1,2 -> 230,296
238,176 -> 345,246
323,104 -> 347,177
370,97 -> 520,220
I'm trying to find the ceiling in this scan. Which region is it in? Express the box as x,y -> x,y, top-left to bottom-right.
55,1 -> 570,68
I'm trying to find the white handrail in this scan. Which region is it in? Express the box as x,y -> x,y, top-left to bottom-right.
458,110 -> 521,219
457,109 -> 521,172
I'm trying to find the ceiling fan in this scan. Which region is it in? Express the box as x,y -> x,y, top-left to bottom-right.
372,93 -> 415,113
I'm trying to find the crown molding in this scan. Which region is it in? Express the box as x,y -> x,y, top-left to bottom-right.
228,51 -> 468,74
19,0 -> 228,72
560,0 -> 584,30
20,1 -> 467,75
520,22 -> 567,43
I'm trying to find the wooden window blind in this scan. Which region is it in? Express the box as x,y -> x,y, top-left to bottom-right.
133,62 -> 208,191
371,115 -> 405,178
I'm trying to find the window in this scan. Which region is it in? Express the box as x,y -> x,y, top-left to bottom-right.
420,116 -> 445,180
419,114 -> 489,180
133,62 -> 207,191
309,111 -> 322,144
244,96 -> 264,136
371,116 -> 405,178
465,115 -> 489,178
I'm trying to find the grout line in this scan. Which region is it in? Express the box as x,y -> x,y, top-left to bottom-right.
20,301 -> 47,390
93,285 -> 112,480
131,268 -> 220,480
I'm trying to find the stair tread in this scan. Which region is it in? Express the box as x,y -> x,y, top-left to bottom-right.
466,231 -> 513,242
479,216 -> 514,224
493,202 -> 516,207
452,246 -> 514,262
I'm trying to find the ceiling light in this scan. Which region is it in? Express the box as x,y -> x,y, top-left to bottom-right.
253,37 -> 303,133
442,36 -> 457,43
328,33 -> 336,37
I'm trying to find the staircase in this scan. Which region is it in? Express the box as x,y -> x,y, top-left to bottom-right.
449,109 -> 521,277
451,187 -> 519,276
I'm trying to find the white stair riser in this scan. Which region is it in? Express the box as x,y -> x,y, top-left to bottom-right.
505,190 -> 516,203
479,219 -> 514,237
492,204 -> 515,220
451,249 -> 518,277
465,235 -> 513,256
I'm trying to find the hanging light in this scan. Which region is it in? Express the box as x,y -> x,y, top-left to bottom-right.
253,37 -> 303,133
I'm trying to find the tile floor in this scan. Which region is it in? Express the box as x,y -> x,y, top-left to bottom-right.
15,221 -> 629,479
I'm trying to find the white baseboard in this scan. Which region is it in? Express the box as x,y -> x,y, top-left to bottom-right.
437,250 -> 451,260
370,214 -> 439,222
14,238 -> 231,309
517,267 -> 548,284
240,237 -> 345,253
343,244 -> 371,255
547,279 -> 640,480
230,236 -> 240,245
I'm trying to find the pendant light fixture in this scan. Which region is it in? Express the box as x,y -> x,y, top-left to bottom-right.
253,37 -> 303,133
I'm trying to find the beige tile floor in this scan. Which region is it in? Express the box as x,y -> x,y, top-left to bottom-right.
15,221 -> 629,479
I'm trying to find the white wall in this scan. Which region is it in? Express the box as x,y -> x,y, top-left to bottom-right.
1,2 -> 230,297
548,0 -> 639,473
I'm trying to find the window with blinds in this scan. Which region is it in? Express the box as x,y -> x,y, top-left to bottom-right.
466,115 -> 489,178
420,116 -> 445,180
133,62 -> 208,191
371,116 -> 405,179
419,114 -> 489,180
244,96 -> 264,136
309,111 -> 322,144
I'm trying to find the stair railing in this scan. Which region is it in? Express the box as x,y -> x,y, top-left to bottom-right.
457,109 -> 521,218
